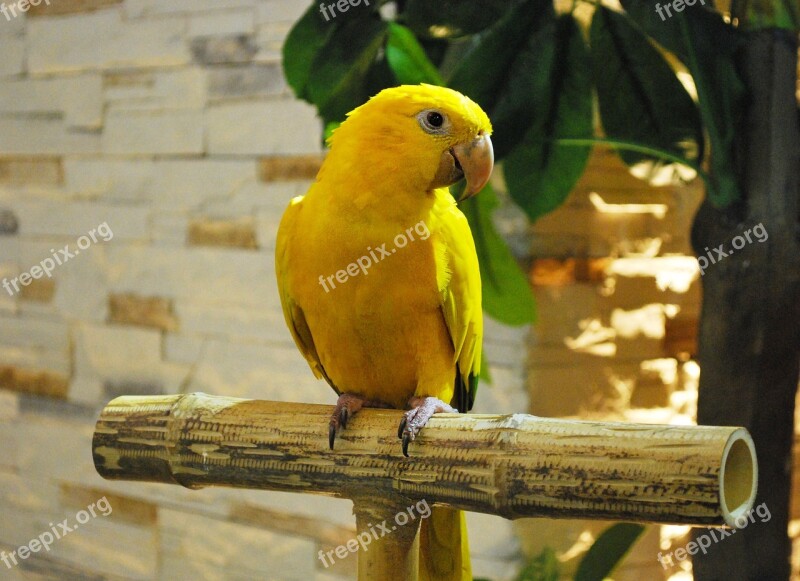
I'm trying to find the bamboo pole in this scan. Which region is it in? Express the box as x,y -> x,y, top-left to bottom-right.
92,392 -> 758,528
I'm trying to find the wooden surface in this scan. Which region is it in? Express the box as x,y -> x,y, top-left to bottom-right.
92,392 -> 758,527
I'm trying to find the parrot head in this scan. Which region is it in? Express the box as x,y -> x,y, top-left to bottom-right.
326,84 -> 494,201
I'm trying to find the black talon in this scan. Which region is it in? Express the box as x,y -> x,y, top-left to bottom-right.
398,417 -> 407,439
402,432 -> 412,457
340,407 -> 349,429
329,423 -> 337,450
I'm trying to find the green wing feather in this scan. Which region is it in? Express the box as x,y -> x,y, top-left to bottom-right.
438,200 -> 483,412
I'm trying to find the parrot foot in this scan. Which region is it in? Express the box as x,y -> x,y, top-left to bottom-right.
398,396 -> 458,457
329,393 -> 391,450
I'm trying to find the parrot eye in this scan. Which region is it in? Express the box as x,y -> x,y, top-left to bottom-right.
427,112 -> 444,127
417,109 -> 449,135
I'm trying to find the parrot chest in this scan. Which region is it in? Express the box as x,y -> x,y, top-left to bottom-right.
293,217 -> 454,405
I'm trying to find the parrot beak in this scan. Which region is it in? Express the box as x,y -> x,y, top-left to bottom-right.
430,133 -> 494,200
452,133 -> 493,201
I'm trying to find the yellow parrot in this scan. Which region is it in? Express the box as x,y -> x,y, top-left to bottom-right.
275,84 -> 493,580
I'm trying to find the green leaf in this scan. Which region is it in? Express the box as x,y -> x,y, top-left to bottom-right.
448,0 -> 556,159
619,0 -> 746,207
307,16 -> 388,122
574,524 -> 645,581
590,6 -> 703,175
460,183 -> 536,326
515,546 -> 560,581
282,2 -> 337,100
733,0 -> 799,30
386,23 -> 444,85
503,15 -> 593,222
403,0 -> 512,39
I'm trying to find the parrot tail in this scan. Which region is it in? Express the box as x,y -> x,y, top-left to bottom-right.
419,506 -> 472,581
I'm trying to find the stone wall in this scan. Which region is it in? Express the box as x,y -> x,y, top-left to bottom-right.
0,1 -> 527,579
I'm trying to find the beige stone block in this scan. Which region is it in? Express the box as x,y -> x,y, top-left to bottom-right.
160,508 -> 318,580
104,68 -> 207,111
106,245 -> 279,309
173,301 -> 291,345
208,63 -> 287,100
108,293 -> 178,332
164,334 -> 205,364
13,414 -> 94,482
0,117 -> 101,155
188,338 -> 328,402
530,232 -> 592,259
207,100 -> 322,155
103,109 -> 204,155
189,8 -> 255,36
253,21 -> 293,62
258,155 -> 325,182
27,0 -> 122,16
188,217 -> 259,250
0,343 -> 70,378
13,200 -> 146,240
256,0 -> 309,23
28,9 -> 190,73
51,512 -> 158,578
470,366 -> 527,415
0,157 -> 63,186
233,489 -> 355,531
151,212 -> 189,246
59,483 -> 157,527
0,315 -> 69,352
0,34 -> 25,77
0,389 -> 18,420
64,158 -> 254,208
125,0 -> 257,17
73,323 -> 188,397
45,241 -> 110,323
532,284 -> 602,346
528,359 -> 642,417
0,505 -> 59,550
18,277 -> 55,303
190,35 -> 259,65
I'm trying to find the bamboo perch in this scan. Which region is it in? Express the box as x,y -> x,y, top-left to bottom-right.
92,392 -> 758,529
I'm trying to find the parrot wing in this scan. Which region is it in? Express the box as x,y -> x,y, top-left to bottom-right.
437,199 -> 482,412
275,197 -> 338,393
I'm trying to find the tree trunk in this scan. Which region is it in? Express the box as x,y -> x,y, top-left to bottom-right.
691,29 -> 800,581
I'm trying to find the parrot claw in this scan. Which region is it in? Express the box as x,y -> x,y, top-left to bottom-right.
401,430 -> 413,457
328,393 -> 391,450
398,396 -> 458,457
328,422 -> 337,450
397,416 -> 407,440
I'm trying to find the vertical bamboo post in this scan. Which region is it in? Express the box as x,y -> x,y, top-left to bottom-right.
354,496 -> 420,581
